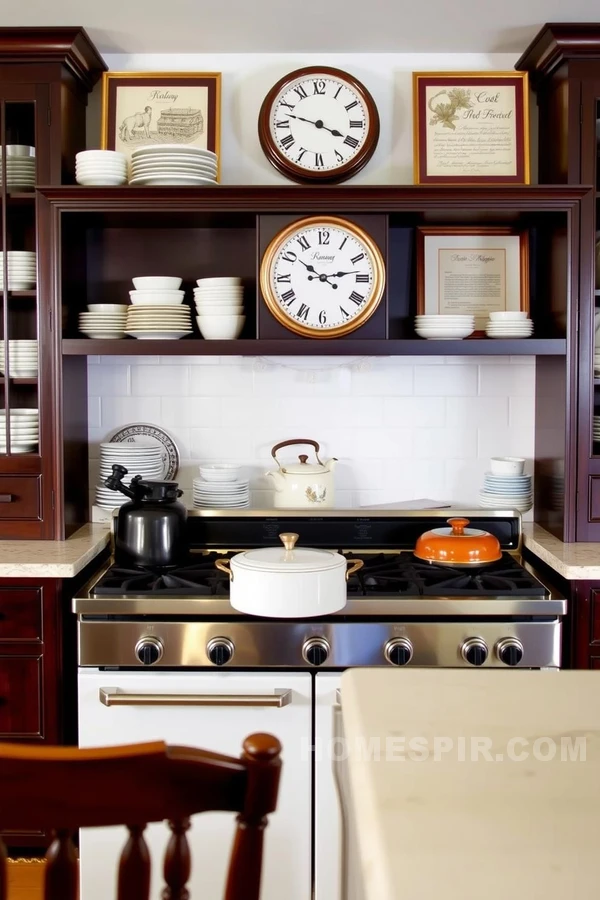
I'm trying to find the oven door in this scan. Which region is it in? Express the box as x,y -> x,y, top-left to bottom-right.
77,670 -> 312,900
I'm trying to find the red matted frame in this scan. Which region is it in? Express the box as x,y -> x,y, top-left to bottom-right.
412,72 -> 530,185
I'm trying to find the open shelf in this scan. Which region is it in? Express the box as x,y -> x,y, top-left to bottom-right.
7,289 -> 36,298
62,338 -> 567,356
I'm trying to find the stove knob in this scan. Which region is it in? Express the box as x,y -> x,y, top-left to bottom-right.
384,637 -> 413,666
135,636 -> 163,666
496,638 -> 524,667
207,637 -> 235,667
302,637 -> 330,667
461,638 -> 488,667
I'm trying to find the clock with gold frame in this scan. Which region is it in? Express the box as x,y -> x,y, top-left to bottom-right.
260,216 -> 386,339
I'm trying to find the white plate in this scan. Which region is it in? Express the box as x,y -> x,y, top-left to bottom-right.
126,332 -> 192,340
131,144 -> 217,158
129,175 -> 217,186
131,160 -> 216,172
108,424 -> 179,480
76,175 -> 127,186
79,332 -> 126,339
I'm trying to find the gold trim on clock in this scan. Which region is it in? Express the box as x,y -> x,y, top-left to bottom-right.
260,216 -> 386,339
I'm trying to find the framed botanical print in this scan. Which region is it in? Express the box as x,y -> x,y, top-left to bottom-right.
413,72 -> 530,184
416,226 -> 529,332
101,72 -> 221,173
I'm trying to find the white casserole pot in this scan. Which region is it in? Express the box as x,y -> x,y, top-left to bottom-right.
215,533 -> 363,618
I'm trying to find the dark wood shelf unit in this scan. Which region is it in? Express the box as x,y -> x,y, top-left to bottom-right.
0,376 -> 37,385
8,290 -> 36,298
62,337 -> 568,356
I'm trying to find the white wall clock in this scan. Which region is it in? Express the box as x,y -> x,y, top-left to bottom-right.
260,216 -> 386,338
258,66 -> 380,184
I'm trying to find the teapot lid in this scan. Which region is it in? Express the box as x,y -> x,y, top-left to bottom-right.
136,479 -> 181,502
280,454 -> 330,475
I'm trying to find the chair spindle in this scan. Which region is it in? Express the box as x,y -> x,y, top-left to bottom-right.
0,836 -> 7,900
162,817 -> 191,900
45,828 -> 78,900
118,823 -> 151,900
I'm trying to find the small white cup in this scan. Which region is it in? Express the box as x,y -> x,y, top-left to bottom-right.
490,456 -> 525,475
488,311 -> 529,321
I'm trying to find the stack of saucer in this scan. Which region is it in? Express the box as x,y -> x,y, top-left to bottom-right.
0,408 -> 39,454
76,150 -> 127,186
79,305 -> 127,340
194,277 -> 245,340
485,311 -> 534,339
0,146 -> 36,191
594,415 -> 600,444
478,457 -> 532,512
193,465 -> 249,508
0,251 -> 36,290
125,304 -> 192,340
0,340 -> 38,377
415,315 -> 475,340
95,442 -> 164,509
129,145 -> 218,186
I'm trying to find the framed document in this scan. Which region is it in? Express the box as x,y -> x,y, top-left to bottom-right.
416,227 -> 529,332
101,72 -> 221,173
413,72 -> 529,184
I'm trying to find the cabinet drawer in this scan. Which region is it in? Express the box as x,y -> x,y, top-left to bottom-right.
0,476 -> 41,520
0,589 -> 42,641
0,656 -> 42,737
590,590 -> 600,643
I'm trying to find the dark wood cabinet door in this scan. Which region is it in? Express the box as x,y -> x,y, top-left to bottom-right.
0,655 -> 42,737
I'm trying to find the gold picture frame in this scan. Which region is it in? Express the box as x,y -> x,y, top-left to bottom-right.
416,226 -> 530,333
413,71 -> 530,185
101,71 -> 221,179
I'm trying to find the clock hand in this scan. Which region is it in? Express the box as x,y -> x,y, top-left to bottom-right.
297,259 -> 338,288
330,270 -> 361,278
287,114 -> 343,137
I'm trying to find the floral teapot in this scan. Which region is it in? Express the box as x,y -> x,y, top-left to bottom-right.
266,439 -> 337,509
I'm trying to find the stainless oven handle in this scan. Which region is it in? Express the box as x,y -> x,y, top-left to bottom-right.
99,688 -> 292,708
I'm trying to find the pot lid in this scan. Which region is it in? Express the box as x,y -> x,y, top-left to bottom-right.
429,523 -> 488,538
233,533 -> 343,573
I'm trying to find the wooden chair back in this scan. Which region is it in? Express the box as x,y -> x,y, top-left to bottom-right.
0,732 -> 282,900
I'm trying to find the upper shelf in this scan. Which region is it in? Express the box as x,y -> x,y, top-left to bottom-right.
38,184 -> 592,216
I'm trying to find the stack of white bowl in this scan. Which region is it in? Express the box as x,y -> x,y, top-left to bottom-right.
0,251 -> 36,290
79,304 -> 127,340
594,415 -> 600,444
126,276 -> 192,340
0,340 -> 38,377
478,456 -> 532,512
193,464 -> 249,508
0,146 -> 35,191
75,150 -> 127,186
129,146 -> 218,186
0,409 -> 39,454
95,442 -> 164,509
485,311 -> 534,339
194,277 -> 245,340
415,314 -> 475,340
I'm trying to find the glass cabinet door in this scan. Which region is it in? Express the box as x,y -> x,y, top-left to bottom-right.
0,86 -> 46,460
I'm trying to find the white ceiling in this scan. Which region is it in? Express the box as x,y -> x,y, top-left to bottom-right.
5,0 -> 600,54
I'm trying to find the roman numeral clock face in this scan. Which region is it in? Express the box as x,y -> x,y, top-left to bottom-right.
260,217 -> 386,338
258,67 -> 380,183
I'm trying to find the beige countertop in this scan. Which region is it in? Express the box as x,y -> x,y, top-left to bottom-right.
340,668 -> 600,900
0,523 -> 110,578
523,523 -> 600,579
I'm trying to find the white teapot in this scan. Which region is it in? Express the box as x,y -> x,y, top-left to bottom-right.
266,439 -> 337,509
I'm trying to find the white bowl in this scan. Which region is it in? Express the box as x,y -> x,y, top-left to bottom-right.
416,326 -> 474,340
76,174 -> 127,186
490,456 -> 525,475
87,304 -> 128,314
194,286 -> 244,295
488,311 -> 529,321
129,291 -> 185,306
197,315 -> 245,340
132,277 -> 183,291
196,277 -> 241,286
199,464 -> 242,483
0,145 -> 35,157
195,304 -> 244,315
80,331 -> 126,339
76,150 -> 127,162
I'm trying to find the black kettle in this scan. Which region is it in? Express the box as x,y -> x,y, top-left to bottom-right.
105,464 -> 188,568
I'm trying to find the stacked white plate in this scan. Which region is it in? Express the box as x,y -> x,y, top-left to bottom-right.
193,476 -> 250,508
95,442 -> 164,509
0,251 -> 36,290
0,408 -> 39,454
76,150 -> 127,186
485,311 -> 534,339
479,472 -> 533,512
0,340 -> 38,377
79,304 -> 128,340
125,303 -> 192,340
0,146 -> 35,191
415,315 -> 475,340
129,145 -> 218,186
194,277 -> 245,340
594,415 -> 600,443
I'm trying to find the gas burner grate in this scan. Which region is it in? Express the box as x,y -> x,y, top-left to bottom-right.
93,559 -> 232,596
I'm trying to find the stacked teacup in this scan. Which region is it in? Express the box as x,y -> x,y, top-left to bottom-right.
194,277 -> 245,340
0,251 -> 36,290
479,457 -> 532,512
76,150 -> 127,186
485,311 -> 533,339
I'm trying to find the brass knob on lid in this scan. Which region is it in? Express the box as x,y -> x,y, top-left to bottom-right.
279,532 -> 299,551
298,455 -> 309,464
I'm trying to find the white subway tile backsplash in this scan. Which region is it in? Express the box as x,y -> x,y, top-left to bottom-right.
414,365 -> 478,396
87,355 -> 537,513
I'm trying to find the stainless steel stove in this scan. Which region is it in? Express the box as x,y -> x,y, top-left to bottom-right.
74,509 -> 565,670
